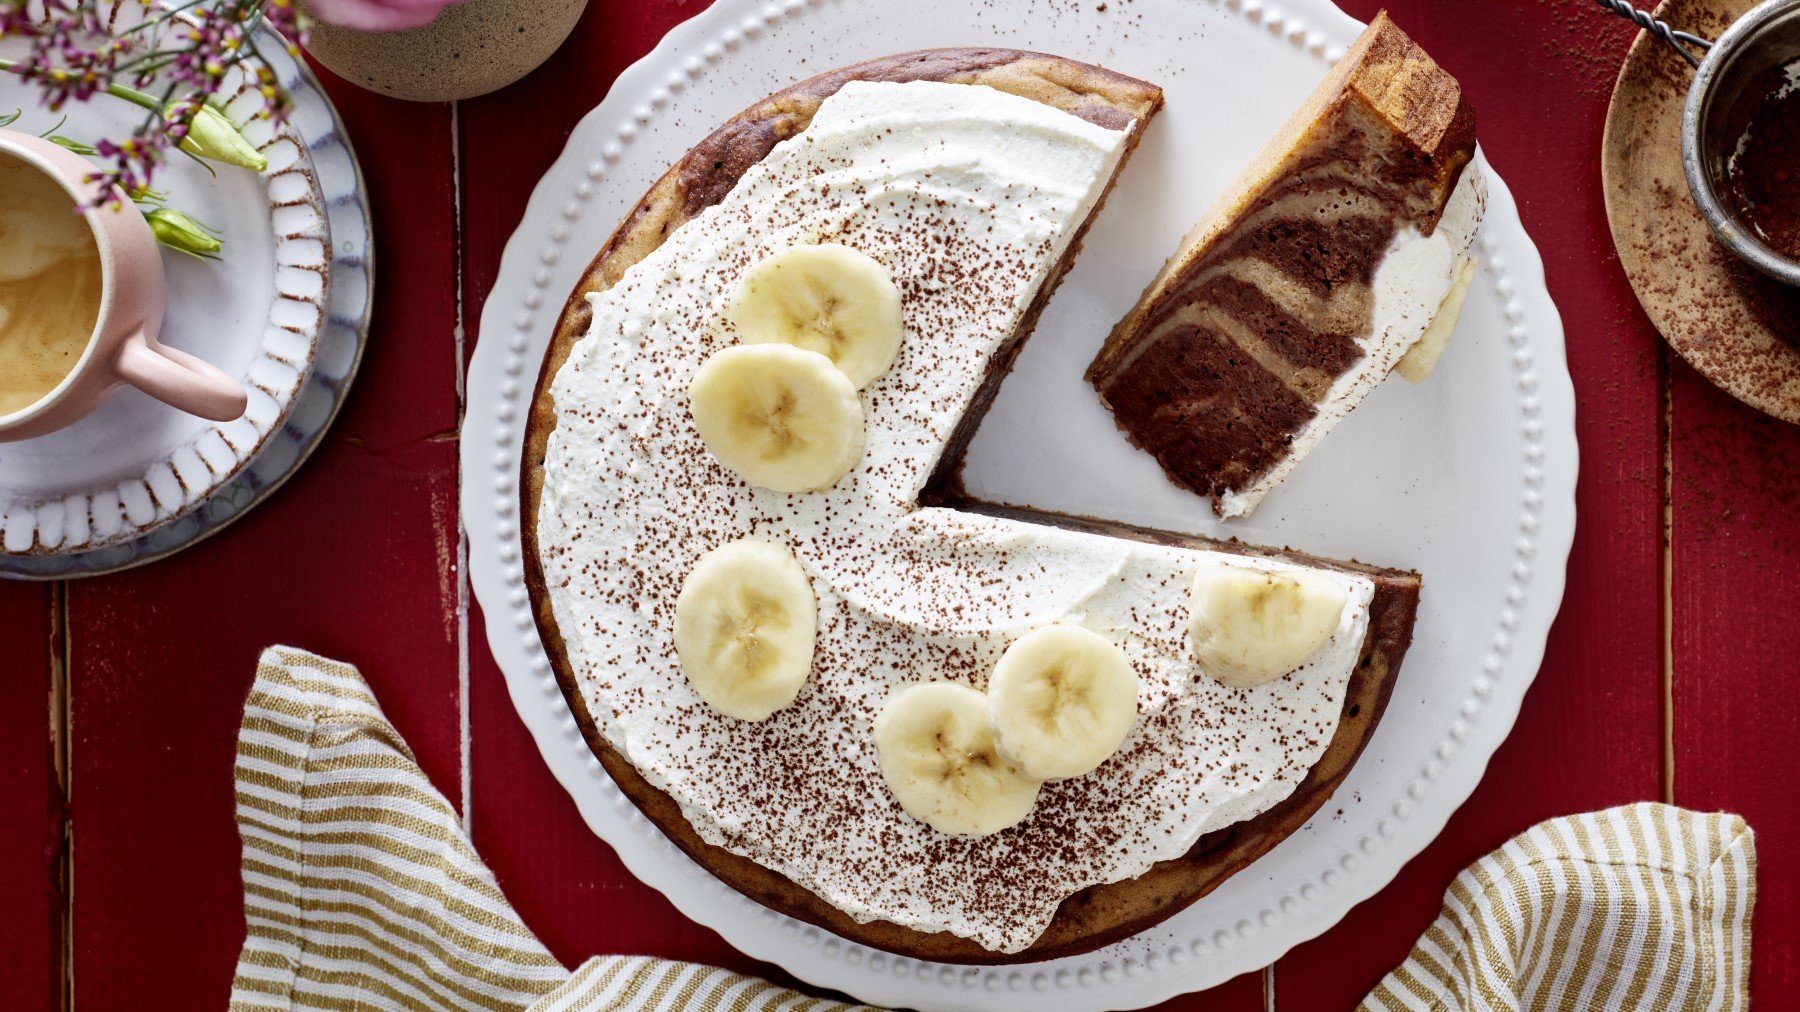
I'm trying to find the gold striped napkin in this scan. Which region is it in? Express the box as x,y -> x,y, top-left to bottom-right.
1362,803 -> 1755,1011
230,647 -> 1752,1011
229,646 -> 868,1012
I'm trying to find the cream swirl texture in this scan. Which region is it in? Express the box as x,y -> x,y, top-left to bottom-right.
539,80 -> 1375,952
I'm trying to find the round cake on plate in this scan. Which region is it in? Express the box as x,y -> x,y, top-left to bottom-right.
523,48 -> 1421,963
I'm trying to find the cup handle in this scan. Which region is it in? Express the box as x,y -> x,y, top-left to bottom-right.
115,332 -> 249,422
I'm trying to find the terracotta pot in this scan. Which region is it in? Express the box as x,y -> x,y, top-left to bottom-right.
301,0 -> 589,102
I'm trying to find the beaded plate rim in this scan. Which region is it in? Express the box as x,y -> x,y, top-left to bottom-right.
463,1 -> 1577,1008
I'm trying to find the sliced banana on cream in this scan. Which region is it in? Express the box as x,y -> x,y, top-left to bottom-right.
988,626 -> 1140,781
728,244 -> 904,389
1189,564 -> 1349,688
673,539 -> 817,721
874,682 -> 1040,837
688,343 -> 865,493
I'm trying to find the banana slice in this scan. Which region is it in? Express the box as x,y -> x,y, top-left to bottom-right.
874,682 -> 1041,836
1396,255 -> 1479,383
673,539 -> 817,721
1189,564 -> 1349,688
987,626 -> 1139,781
688,344 -> 865,493
727,244 -> 904,389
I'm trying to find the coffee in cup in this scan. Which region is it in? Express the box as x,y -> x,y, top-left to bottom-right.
0,151 -> 106,416
0,129 -> 246,441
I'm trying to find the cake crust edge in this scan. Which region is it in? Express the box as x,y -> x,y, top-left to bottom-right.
521,49 -> 1416,964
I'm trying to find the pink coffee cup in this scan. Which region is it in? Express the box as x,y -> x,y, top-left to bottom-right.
0,129 -> 247,443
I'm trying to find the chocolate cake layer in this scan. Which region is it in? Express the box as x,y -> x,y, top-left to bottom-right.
1086,12 -> 1477,517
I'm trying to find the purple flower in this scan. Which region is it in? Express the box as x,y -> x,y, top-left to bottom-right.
304,0 -> 468,32
0,0 -> 301,203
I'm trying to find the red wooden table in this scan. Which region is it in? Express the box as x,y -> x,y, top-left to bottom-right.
3,1 -> 1796,1008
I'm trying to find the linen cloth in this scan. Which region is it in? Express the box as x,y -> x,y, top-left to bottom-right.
229,647 -> 1752,1011
229,646 -> 868,1011
1361,804 -> 1755,1012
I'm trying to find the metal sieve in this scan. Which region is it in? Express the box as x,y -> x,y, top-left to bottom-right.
1600,0 -> 1800,286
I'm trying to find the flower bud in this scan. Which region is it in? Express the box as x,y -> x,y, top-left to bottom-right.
172,102 -> 267,172
147,207 -> 223,260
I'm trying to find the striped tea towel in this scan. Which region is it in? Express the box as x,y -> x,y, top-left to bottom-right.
1361,804 -> 1756,1011
229,646 -> 1752,1011
230,646 -> 869,1012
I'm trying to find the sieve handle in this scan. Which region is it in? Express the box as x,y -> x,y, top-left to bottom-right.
1594,0 -> 1716,68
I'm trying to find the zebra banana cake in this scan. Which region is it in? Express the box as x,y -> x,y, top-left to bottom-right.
524,48 -> 1419,962
1087,12 -> 1486,519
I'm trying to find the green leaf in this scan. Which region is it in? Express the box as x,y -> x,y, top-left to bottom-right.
48,135 -> 98,156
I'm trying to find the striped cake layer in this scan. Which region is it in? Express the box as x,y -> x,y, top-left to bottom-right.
1087,13 -> 1480,518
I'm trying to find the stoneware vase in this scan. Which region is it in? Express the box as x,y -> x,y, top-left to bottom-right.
301,0 -> 589,102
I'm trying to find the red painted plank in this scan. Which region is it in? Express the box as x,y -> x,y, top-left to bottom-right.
0,582 -> 61,1011
1276,2 -> 1669,1006
63,61 -> 461,1007
456,0 -> 706,320
458,3 -> 1264,1007
1670,358 -> 1800,1001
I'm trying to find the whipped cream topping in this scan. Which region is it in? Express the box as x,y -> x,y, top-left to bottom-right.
1216,164 -> 1488,519
539,80 -> 1376,952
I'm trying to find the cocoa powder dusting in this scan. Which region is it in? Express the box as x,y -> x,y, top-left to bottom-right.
1723,61 -> 1800,260
1603,0 -> 1800,421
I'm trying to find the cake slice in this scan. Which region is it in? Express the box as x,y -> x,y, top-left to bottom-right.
1086,12 -> 1485,519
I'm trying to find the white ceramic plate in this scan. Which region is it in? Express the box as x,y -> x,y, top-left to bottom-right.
464,1 -> 1576,1008
0,21 -> 373,578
